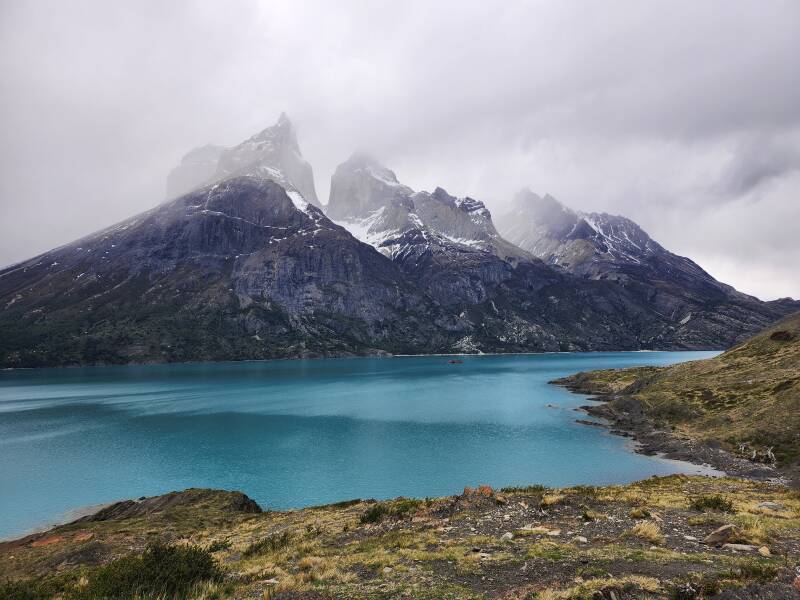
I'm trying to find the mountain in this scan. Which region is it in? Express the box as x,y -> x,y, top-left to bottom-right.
327,154 -> 548,306
165,113 -> 322,208
326,154 -> 659,350
1,119 -> 796,367
0,175 -> 456,367
328,153 -> 527,264
555,311 -> 800,472
496,189 -> 798,347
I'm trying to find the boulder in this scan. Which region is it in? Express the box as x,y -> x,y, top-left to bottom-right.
722,543 -> 757,552
757,501 -> 786,511
703,524 -> 737,546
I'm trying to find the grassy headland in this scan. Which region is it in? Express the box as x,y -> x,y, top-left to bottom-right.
2,478 -> 800,599
554,312 -> 800,479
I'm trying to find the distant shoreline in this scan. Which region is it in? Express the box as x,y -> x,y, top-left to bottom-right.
0,348 -> 722,371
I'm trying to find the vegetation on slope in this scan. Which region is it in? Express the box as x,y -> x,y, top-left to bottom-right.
2,480 -> 800,599
555,312 -> 800,468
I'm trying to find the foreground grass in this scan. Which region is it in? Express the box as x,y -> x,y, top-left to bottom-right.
1,476 -> 799,599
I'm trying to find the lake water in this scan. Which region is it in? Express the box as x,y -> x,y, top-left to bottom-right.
0,351 -> 719,539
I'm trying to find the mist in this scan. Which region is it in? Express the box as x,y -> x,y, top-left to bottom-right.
1,0 -> 798,299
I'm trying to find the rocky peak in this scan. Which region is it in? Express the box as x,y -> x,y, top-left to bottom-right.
328,157 -> 527,263
165,114 -> 322,209
497,189 -> 669,270
215,114 -> 320,209
326,153 -> 413,221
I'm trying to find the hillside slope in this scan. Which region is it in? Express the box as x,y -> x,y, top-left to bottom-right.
496,190 -> 799,348
555,312 -> 800,469
3,479 -> 799,598
0,177 -> 455,367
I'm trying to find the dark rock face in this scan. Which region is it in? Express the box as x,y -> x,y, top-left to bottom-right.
495,189 -> 798,347
0,177 -> 454,367
77,489 -> 262,522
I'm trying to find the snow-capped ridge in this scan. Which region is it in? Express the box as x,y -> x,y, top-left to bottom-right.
328,156 -> 529,263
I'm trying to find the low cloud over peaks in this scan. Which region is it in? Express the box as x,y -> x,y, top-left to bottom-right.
0,0 -> 798,299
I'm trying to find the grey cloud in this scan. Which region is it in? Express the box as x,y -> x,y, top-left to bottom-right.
0,0 -> 798,300
715,134 -> 800,197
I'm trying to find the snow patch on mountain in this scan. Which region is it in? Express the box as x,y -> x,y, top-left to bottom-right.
328,155 -> 528,263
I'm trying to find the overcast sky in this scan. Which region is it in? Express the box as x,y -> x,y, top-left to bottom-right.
1,0 -> 798,299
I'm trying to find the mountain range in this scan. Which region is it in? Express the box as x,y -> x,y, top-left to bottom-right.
0,114 -> 796,367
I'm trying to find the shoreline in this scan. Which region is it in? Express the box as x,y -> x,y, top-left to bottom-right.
0,348 -> 723,371
553,378 -> 789,486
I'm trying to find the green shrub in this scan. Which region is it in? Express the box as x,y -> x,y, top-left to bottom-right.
78,542 -> 221,599
690,495 -> 734,513
734,559 -> 779,583
360,498 -> 422,524
242,531 -> 292,558
0,580 -> 47,600
206,539 -> 231,553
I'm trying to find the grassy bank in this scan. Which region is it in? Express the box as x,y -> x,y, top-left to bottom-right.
2,476 -> 799,599
554,312 -> 800,473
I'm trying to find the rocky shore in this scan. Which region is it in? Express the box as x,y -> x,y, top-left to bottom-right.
552,375 -> 785,485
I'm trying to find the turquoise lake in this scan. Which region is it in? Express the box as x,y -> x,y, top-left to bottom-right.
0,351 -> 719,539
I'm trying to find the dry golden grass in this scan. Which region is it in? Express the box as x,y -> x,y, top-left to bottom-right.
536,575 -> 661,599
540,493 -> 566,507
625,521 -> 664,545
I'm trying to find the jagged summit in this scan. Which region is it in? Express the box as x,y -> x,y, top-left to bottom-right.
237,112 -> 300,156
494,188 -> 799,347
166,114 -> 322,209
327,155 -> 525,263
498,188 -> 670,273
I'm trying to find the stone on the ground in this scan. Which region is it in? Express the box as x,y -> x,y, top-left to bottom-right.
722,543 -> 757,552
703,524 -> 737,546
501,532 -> 514,541
757,501 -> 786,511
546,529 -> 561,536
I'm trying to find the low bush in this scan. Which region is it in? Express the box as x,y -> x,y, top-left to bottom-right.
360,498 -> 423,524
734,559 -> 779,583
77,542 -> 221,599
690,495 -> 734,513
206,539 -> 231,553
0,580 -> 47,600
242,531 -> 292,558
